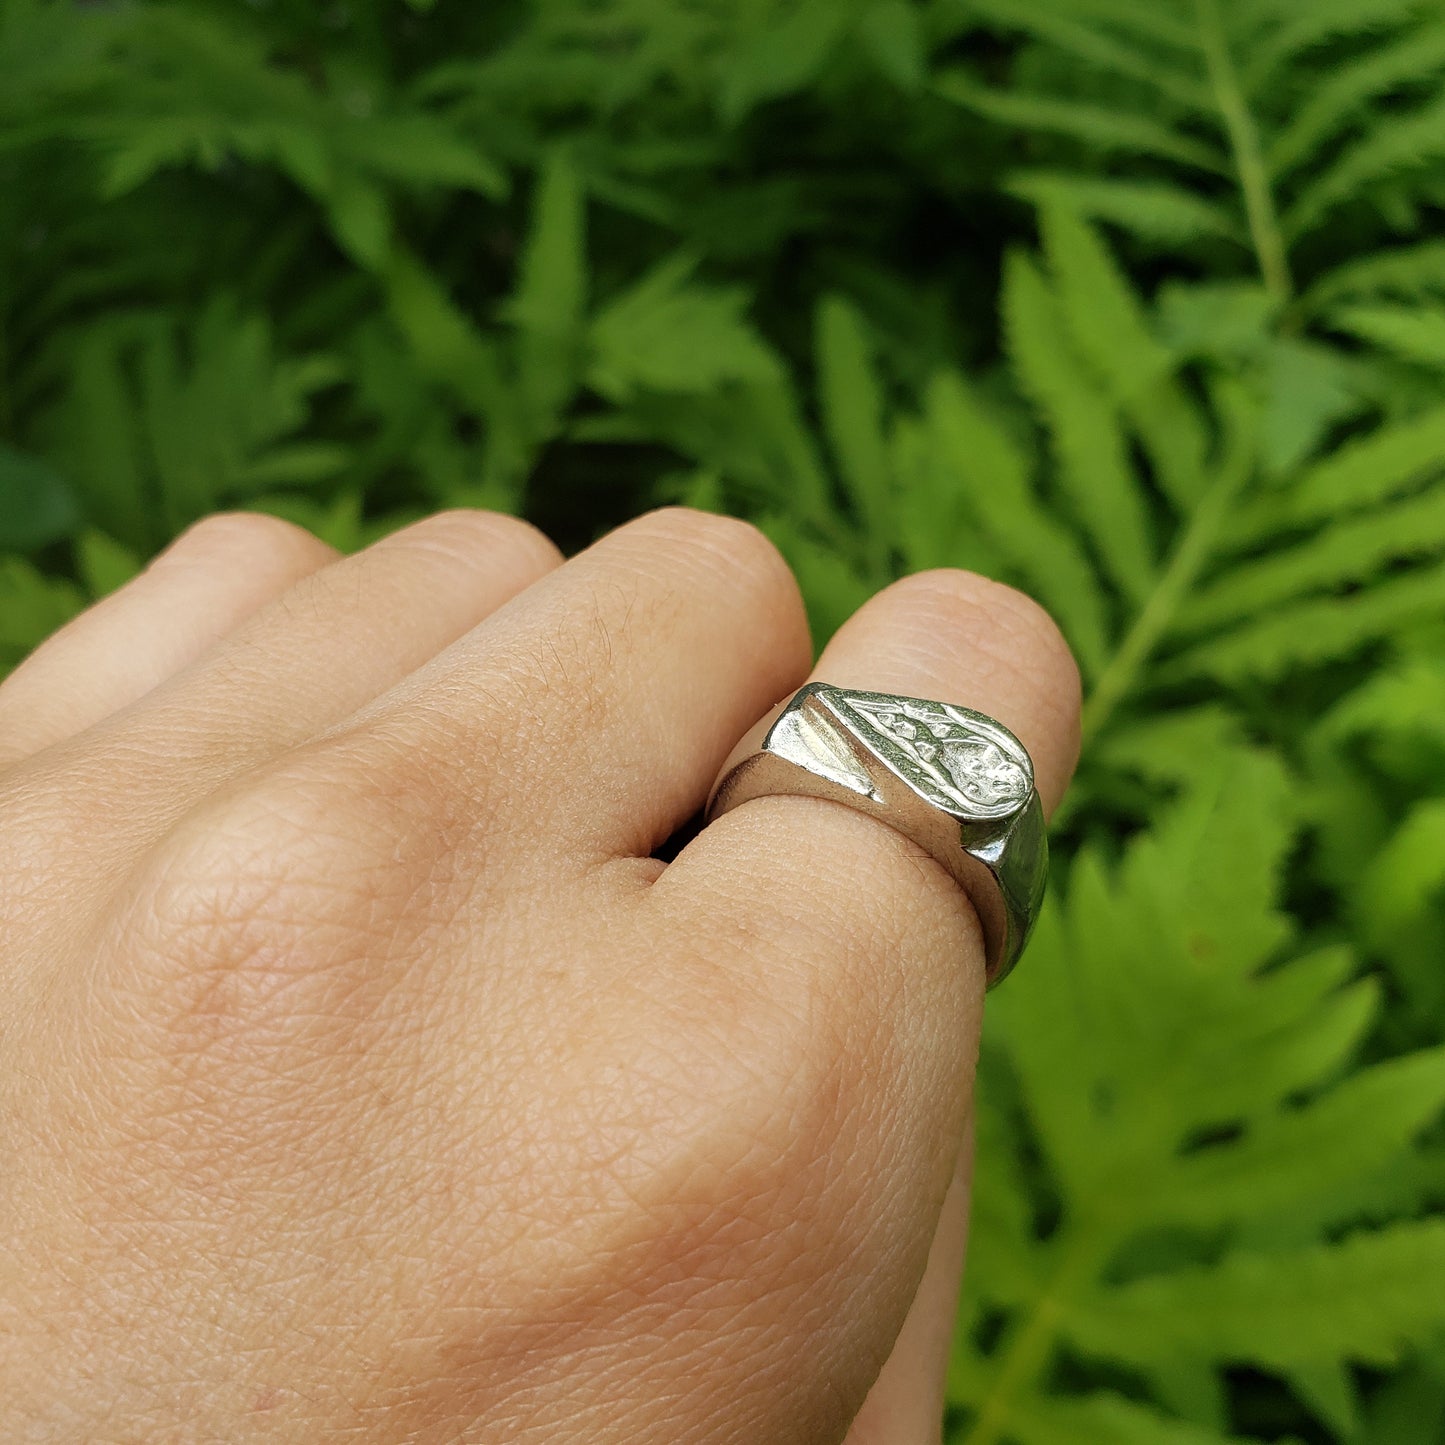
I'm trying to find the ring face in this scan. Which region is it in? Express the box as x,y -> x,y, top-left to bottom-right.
834,693 -> 1034,821
706,683 -> 1048,987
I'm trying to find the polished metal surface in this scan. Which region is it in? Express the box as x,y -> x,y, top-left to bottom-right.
706,683 -> 1048,987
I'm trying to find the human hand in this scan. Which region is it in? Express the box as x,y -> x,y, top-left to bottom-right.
0,508 -> 1079,1442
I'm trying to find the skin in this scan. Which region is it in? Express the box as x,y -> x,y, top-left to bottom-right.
0,507 -> 1080,1443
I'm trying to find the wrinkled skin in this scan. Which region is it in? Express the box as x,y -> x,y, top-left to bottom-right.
0,508 -> 1079,1443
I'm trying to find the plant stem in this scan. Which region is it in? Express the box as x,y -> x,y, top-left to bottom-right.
1081,427 -> 1251,745
1194,0 -> 1294,304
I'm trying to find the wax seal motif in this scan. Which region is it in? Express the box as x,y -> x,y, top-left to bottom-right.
834,693 -> 1034,821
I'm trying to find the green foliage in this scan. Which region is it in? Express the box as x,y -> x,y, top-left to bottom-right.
1,1 -> 1442,1440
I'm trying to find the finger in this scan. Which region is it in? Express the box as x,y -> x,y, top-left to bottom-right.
121,507 -> 564,760
5,509 -> 563,889
0,513 -> 336,769
652,569 -> 1080,1439
355,506 -> 813,864
843,1128 -> 974,1445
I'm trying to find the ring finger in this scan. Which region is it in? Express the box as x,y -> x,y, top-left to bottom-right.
655,568 -> 1080,1443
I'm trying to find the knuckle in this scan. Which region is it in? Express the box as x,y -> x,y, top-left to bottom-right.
123,751 -> 449,1044
391,509 -> 563,575
157,511 -> 333,574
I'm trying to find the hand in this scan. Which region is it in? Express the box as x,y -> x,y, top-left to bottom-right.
0,508 -> 1079,1443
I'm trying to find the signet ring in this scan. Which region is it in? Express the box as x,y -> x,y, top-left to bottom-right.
705,683 -> 1048,987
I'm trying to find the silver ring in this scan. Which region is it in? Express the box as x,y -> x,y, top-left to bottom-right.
705,683 -> 1047,987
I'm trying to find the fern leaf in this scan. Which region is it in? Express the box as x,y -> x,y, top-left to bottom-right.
1150,1048 -> 1445,1226
1315,654 -> 1445,746
0,446 -> 79,551
1286,92 -> 1445,240
380,244 -> 505,417
1305,241 -> 1445,311
990,751 -> 1299,1199
1178,484 -> 1445,635
967,0 -> 1209,110
755,510 -> 874,647
968,1085 -> 1043,1309
1290,405 -> 1445,522
1287,1361 -> 1362,1441
1170,962 -> 1376,1131
1008,173 -> 1245,247
923,373 -> 1111,678
588,255 -> 779,401
1168,559 -> 1445,685
1005,1391 -> 1261,1445
1242,0 -> 1429,83
936,74 -> 1225,172
511,151 -> 587,434
1038,205 -> 1210,506
75,529 -> 143,599
1267,23 -> 1445,182
43,321 -> 154,551
1330,302 -> 1445,368
716,0 -> 849,123
1046,0 -> 1199,51
0,556 -> 84,673
817,297 -> 893,577
953,752 -> 1435,1440
891,412 -> 1010,578
1072,1220 -> 1445,1371
1003,250 -> 1156,603
854,0 -> 926,93
338,113 -> 506,197
1357,799 -> 1445,945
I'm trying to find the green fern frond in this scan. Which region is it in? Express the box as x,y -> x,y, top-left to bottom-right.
952,748 -> 1445,1442
1267,23 -> 1445,182
1168,560 -> 1445,685
1242,0 -> 1430,82
71,7 -> 504,267
1286,93 -> 1445,239
1281,404 -> 1445,523
0,556 -> 83,672
1328,303 -> 1445,369
958,0 -> 1445,333
30,302 -> 344,552
965,0 -> 1209,109
1179,486 -> 1445,636
1358,800 -> 1445,947
1074,1220 -> 1445,1373
1008,173 -> 1246,247
1004,1391 -> 1271,1445
588,255 -> 779,400
922,374 -> 1111,677
1148,1048 -> 1445,1226
1306,241 -> 1445,311
1041,0 -> 1199,51
1004,249 -> 1156,603
937,74 -> 1226,172
510,152 -> 588,431
1037,204 -> 1210,504
818,297 -> 894,580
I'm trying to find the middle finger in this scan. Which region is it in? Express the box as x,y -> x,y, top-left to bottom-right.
352,507 -> 813,866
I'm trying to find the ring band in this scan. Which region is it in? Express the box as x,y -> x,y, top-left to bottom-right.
705,683 -> 1048,987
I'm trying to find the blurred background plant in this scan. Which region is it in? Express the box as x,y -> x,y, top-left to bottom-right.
3,0 -> 1445,1439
